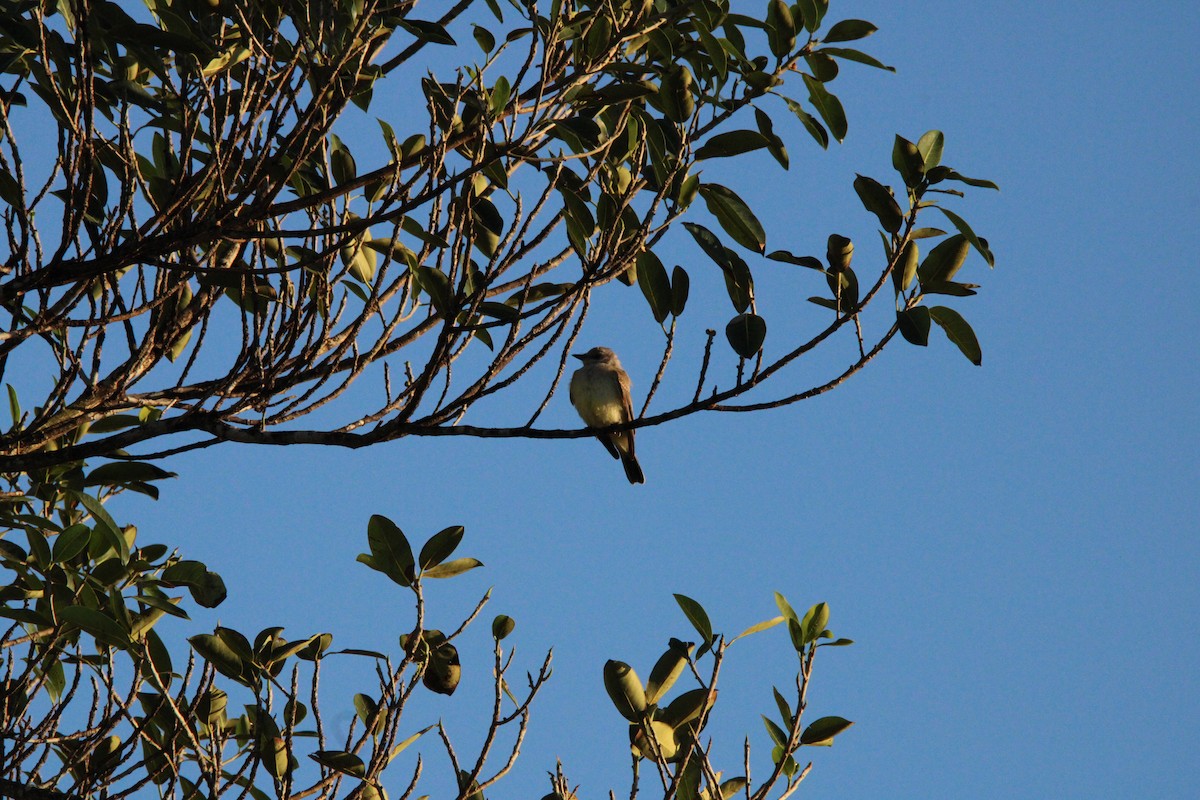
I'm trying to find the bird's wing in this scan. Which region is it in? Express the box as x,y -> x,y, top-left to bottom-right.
616,369 -> 636,458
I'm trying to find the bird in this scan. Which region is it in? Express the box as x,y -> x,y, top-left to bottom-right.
569,346 -> 645,484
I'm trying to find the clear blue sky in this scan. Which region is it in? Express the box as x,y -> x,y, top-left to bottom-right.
103,2 -> 1199,798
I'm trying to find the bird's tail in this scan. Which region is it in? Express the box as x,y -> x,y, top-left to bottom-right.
621,452 -> 645,485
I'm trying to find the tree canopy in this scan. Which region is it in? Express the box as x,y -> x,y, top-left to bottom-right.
0,0 -> 994,476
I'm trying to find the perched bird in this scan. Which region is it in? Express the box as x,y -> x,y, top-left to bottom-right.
569,346 -> 645,484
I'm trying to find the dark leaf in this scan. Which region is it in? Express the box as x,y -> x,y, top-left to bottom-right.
637,250 -> 673,323
818,46 -> 895,71
364,515 -> 415,587
767,250 -> 824,270
930,306 -> 982,365
801,74 -> 847,142
943,170 -> 1000,191
189,633 -> 248,683
85,462 -> 175,486
918,234 -> 970,284
309,753 -> 364,777
51,524 -> 92,563
695,130 -> 770,160
418,525 -> 464,570
853,174 -> 903,233
674,594 -> 713,646
492,614 -> 515,640
917,130 -> 944,170
897,306 -> 931,346
671,265 -> 690,316
472,25 -> 495,53
60,606 -> 130,648
726,313 -> 767,358
699,183 -> 767,253
782,96 -> 829,148
822,19 -> 877,42
937,206 -> 995,266
800,716 -> 854,746
397,19 -> 456,45
892,135 -> 925,188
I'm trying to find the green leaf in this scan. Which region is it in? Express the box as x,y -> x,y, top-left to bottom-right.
60,606 -> 130,648
671,265 -> 690,316
800,602 -> 829,645
754,107 -> 789,169
363,515 -> 415,587
644,639 -> 690,705
930,306 -> 982,365
674,594 -> 713,646
387,727 -> 433,765
6,384 -> 19,428
726,313 -> 767,358
721,248 -> 754,313
766,0 -> 796,57
51,524 -> 92,563
853,174 -> 903,233
398,19 -> 456,45
822,19 -> 877,42
636,251 -> 673,324
894,240 -> 919,292
762,715 -> 788,748
492,615 -> 515,641
86,414 -> 143,434
918,234 -> 970,284
85,462 -> 176,486
766,250 -> 823,270
773,687 -> 793,727
818,46 -> 894,72
783,97 -> 829,149
421,558 -> 484,579
603,660 -> 647,722
731,615 -> 784,642
936,206 -> 995,266
695,130 -> 770,160
676,758 -> 702,800
683,224 -> 753,313
942,170 -> 1000,191
161,561 -> 227,608
660,687 -> 713,728
916,130 -> 944,170
188,633 -> 247,683
72,491 -> 129,564
683,222 -> 729,266
418,525 -> 464,570
911,227 -> 947,239
800,715 -> 854,746
801,74 -> 847,143
892,135 -> 925,188
774,592 -> 800,622
896,306 -> 931,346
330,136 -> 356,186
311,750 -> 366,778
698,184 -> 766,253
472,24 -> 495,52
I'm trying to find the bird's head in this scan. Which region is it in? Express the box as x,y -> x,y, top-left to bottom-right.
572,346 -> 619,365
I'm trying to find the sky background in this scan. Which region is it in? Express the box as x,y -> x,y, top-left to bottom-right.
83,1 -> 1199,798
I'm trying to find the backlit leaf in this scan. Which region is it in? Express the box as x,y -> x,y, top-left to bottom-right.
726,313 -> 767,358
699,184 -> 766,253
930,306 -> 982,365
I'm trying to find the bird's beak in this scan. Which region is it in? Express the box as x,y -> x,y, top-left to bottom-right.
571,353 -> 585,361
